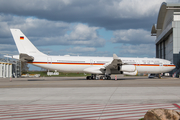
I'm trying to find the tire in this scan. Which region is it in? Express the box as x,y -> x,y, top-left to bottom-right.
86,76 -> 91,80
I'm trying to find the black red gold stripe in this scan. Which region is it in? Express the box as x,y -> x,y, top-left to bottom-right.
134,64 -> 175,67
27,62 -> 175,67
28,62 -> 104,65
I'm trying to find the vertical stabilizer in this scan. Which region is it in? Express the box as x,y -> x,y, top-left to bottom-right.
10,29 -> 46,56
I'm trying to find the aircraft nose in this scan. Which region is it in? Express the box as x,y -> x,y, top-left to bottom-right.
171,64 -> 176,70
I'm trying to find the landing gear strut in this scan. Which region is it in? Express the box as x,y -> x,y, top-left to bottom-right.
86,74 -> 98,80
86,67 -> 112,80
99,75 -> 111,80
86,74 -> 112,80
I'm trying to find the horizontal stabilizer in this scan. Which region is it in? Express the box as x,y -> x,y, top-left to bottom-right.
4,55 -> 13,58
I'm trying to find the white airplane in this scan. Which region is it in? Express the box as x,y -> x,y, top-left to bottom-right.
10,29 -> 175,79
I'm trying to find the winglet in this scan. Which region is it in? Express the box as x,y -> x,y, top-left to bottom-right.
113,54 -> 118,59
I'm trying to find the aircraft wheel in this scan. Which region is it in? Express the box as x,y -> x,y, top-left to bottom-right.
100,76 -> 103,80
86,76 -> 91,80
107,76 -> 111,80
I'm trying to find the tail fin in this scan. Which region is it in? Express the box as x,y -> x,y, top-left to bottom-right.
10,29 -> 46,56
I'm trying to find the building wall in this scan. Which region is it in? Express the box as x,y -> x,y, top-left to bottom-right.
173,21 -> 180,54
0,63 -> 12,78
162,10 -> 173,31
152,3 -> 180,76
156,10 -> 180,66
165,34 -> 173,62
162,10 -> 173,62
172,21 -> 180,66
0,59 -> 21,78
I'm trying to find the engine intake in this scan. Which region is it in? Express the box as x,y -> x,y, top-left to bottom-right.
121,65 -> 136,72
123,70 -> 138,76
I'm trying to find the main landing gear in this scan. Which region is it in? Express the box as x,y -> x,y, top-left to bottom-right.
99,75 -> 111,80
86,74 -> 98,80
86,74 -> 111,80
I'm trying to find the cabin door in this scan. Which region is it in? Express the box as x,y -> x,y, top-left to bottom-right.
47,57 -> 52,64
136,59 -> 140,66
90,59 -> 94,66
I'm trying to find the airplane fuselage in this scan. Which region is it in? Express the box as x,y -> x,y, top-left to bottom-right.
26,55 -> 175,74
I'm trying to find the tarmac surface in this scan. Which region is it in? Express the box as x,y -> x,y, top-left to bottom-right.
0,75 -> 180,119
1,75 -> 180,88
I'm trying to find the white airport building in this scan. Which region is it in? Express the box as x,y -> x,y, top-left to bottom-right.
151,2 -> 180,73
0,58 -> 21,78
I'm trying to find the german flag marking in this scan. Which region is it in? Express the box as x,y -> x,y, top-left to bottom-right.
20,36 -> 24,40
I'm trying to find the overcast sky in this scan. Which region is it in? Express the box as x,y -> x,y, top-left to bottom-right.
0,0 -> 178,70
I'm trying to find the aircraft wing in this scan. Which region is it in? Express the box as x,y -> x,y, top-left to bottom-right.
103,54 -> 122,70
83,54 -> 122,74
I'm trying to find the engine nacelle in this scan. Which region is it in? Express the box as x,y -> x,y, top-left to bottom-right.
123,70 -> 138,76
121,65 -> 136,72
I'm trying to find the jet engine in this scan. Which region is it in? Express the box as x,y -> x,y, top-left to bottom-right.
121,65 -> 136,72
123,70 -> 138,76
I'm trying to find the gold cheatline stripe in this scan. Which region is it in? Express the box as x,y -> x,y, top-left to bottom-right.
28,62 -> 104,65
28,62 -> 175,67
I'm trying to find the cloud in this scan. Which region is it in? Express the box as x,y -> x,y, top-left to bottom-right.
111,29 -> 155,44
0,0 -> 177,58
0,15 -> 70,45
117,0 -> 165,18
67,46 -> 96,53
0,0 -> 174,30
33,23 -> 106,47
0,14 -> 105,47
111,29 -> 156,57
66,24 -> 98,40
117,44 -> 155,57
62,24 -> 106,47
0,44 -> 18,57
9,17 -> 70,37
58,46 -> 111,56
